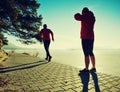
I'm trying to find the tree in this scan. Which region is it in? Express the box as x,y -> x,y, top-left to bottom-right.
0,0 -> 42,45
0,32 -> 8,45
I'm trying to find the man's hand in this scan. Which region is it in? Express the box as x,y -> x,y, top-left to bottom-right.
52,38 -> 54,41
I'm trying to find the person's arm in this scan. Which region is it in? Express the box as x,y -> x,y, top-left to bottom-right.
39,30 -> 43,38
74,13 -> 83,21
50,30 -> 54,41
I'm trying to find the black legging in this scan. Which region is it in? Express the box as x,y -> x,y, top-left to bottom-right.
82,39 -> 94,57
43,40 -> 51,58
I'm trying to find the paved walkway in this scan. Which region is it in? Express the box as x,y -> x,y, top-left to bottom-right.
0,53 -> 120,92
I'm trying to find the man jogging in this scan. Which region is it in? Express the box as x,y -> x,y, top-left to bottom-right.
39,24 -> 54,62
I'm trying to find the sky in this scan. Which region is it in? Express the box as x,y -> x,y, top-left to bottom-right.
36,0 -> 120,49
7,0 -> 120,49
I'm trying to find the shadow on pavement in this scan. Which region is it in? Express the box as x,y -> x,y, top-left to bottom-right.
0,60 -> 48,73
78,71 -> 100,92
78,71 -> 90,92
90,72 -> 100,92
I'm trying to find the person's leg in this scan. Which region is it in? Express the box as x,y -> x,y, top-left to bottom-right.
90,55 -> 96,72
85,56 -> 90,70
43,41 -> 48,59
89,40 -> 96,72
44,40 -> 52,61
46,42 -> 50,57
90,55 -> 95,68
89,40 -> 95,68
46,40 -> 52,61
80,39 -> 90,72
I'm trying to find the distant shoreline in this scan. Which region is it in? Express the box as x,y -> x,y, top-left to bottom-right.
1,48 -> 120,76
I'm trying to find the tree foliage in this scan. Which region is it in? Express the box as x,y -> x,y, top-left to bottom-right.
0,32 -> 8,45
0,0 -> 42,45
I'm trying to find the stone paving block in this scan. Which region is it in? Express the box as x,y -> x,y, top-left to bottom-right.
51,83 -> 64,88
29,83 -> 41,88
64,89 -> 75,92
101,89 -> 110,92
99,85 -> 107,91
39,85 -> 52,90
1,54 -> 120,92
49,87 -> 64,92
62,81 -> 73,86
72,87 -> 82,92
40,89 -> 50,92
116,84 -> 120,88
53,80 -> 65,84
1,89 -> 20,92
109,87 -> 120,92
72,83 -> 82,88
72,79 -> 81,84
105,82 -> 114,88
112,76 -> 119,80
100,80 -> 109,85
27,86 -> 40,92
89,87 -> 95,92
88,83 -> 94,90
62,84 -> 75,90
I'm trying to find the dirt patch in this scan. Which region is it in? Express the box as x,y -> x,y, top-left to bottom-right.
0,75 -> 11,87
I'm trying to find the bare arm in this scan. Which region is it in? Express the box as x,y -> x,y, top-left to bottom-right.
50,30 -> 54,41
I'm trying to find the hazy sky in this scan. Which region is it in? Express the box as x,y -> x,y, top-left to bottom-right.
36,0 -> 120,49
7,0 -> 120,49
